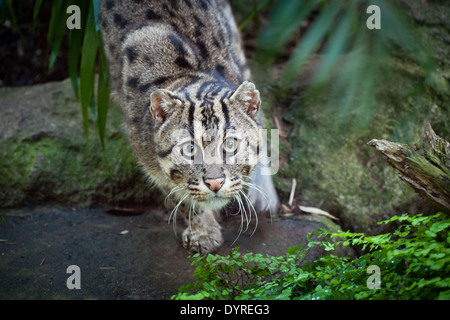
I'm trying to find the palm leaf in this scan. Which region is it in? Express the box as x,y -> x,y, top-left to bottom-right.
238,0 -> 271,31
283,0 -> 342,84
32,0 -> 43,32
48,0 -> 67,68
97,39 -> 110,151
68,26 -> 82,101
258,0 -> 435,131
313,4 -> 355,85
79,3 -> 99,136
259,0 -> 319,61
4,0 -> 26,42
67,0 -> 90,101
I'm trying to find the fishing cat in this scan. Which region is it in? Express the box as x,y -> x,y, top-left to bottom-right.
99,0 -> 278,253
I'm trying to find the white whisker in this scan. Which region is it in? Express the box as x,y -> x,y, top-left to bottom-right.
238,190 -> 249,232
168,192 -> 189,237
240,189 -> 259,237
188,199 -> 198,234
165,185 -> 185,207
231,194 -> 245,245
242,180 -> 270,211
237,194 -> 246,231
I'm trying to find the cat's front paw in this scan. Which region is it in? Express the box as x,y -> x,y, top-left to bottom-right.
182,226 -> 223,254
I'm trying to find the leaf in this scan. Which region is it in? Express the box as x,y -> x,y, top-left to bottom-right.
79,4 -> 99,136
437,290 -> 450,300
68,28 -> 83,101
322,242 -> 335,251
32,0 -> 44,32
238,0 -> 271,31
48,0 -> 67,68
5,0 -> 26,43
67,0 -> 90,101
184,292 -> 209,300
298,205 -> 339,220
430,222 -> 449,234
283,0 -> 342,84
97,40 -> 110,151
313,4 -> 355,84
92,0 -> 101,30
258,0 -> 319,60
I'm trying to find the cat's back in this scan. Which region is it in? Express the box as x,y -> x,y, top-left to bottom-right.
100,0 -> 250,94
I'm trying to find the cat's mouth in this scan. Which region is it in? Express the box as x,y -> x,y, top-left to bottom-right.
195,194 -> 231,210
184,177 -> 242,210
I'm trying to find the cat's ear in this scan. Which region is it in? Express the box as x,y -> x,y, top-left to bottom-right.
149,89 -> 179,125
230,81 -> 260,119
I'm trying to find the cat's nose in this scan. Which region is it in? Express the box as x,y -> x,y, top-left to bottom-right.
203,176 -> 225,192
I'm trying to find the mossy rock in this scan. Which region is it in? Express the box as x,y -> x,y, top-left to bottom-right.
0,79 -> 160,208
253,1 -> 450,233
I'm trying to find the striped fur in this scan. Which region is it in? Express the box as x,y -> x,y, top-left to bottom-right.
100,0 -> 278,253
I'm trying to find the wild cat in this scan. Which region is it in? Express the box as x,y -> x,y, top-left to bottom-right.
99,0 -> 278,253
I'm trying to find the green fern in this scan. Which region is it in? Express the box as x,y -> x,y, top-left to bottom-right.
37,0 -> 110,150
173,213 -> 450,300
257,0 -> 435,130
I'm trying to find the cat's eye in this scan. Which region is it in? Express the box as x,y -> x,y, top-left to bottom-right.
223,138 -> 239,154
181,141 -> 197,159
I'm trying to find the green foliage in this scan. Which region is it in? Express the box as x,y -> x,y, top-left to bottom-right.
2,0 -> 438,151
2,0 -> 111,150
49,0 -> 110,151
3,0 -> 26,42
257,0 -> 435,130
173,213 -> 450,300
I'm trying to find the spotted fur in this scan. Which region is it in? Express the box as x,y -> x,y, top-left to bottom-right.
100,0 -> 278,253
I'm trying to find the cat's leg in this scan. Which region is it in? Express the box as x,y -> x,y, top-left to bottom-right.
247,130 -> 280,218
247,163 -> 279,217
246,115 -> 280,217
182,208 -> 224,254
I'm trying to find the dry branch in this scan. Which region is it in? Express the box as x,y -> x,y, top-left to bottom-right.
367,123 -> 450,213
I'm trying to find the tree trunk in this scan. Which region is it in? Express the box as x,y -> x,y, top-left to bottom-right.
367,123 -> 450,213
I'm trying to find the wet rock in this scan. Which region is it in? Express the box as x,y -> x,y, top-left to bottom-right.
0,206 -> 329,299
0,79 -> 157,208
0,79 -> 337,299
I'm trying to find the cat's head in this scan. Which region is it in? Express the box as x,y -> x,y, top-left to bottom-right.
149,81 -> 263,209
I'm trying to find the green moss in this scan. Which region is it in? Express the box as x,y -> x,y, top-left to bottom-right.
257,7 -> 450,231
0,78 -> 152,208
0,126 -> 146,207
